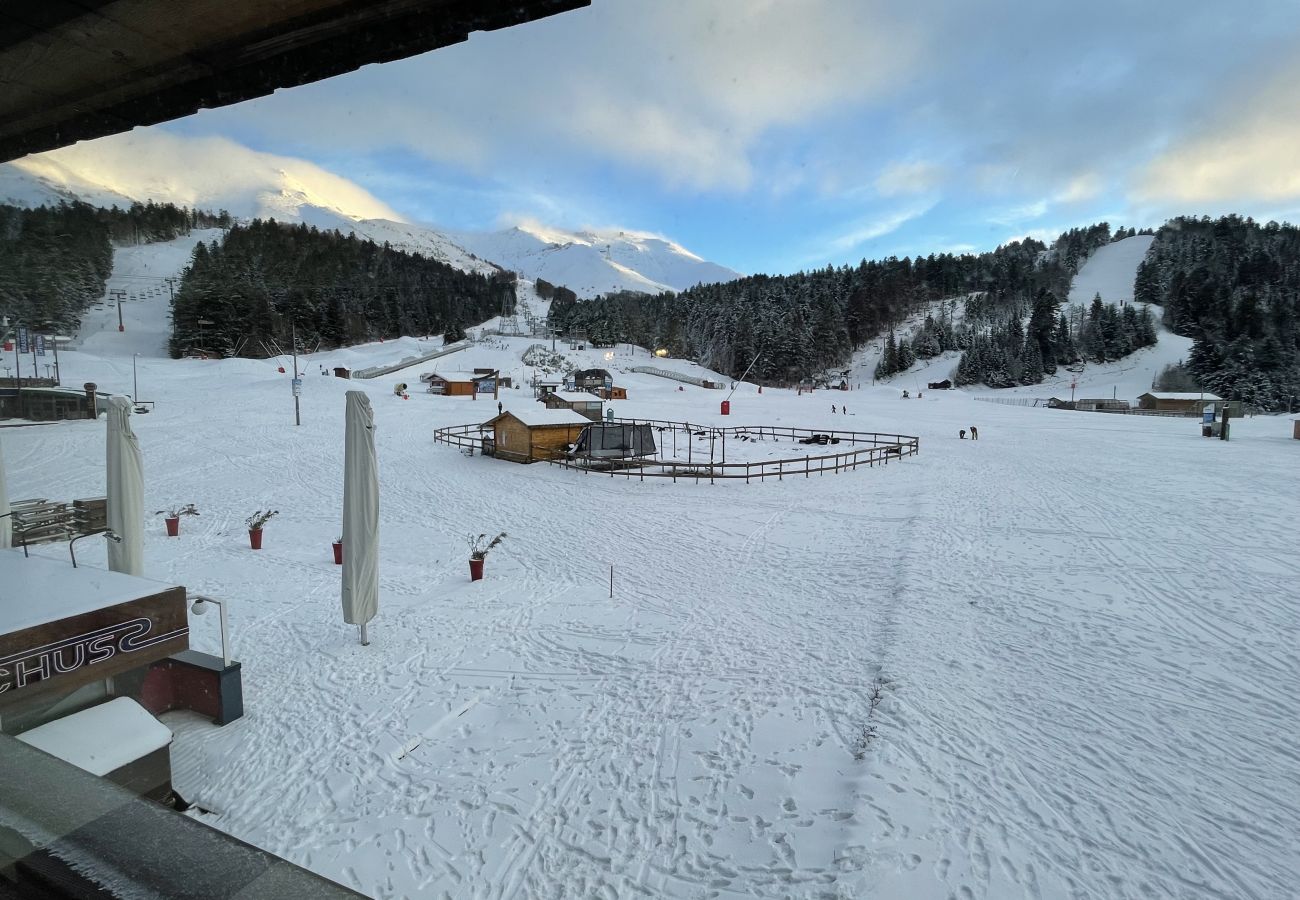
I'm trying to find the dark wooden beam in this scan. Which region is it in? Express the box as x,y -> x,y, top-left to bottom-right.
0,0 -> 589,163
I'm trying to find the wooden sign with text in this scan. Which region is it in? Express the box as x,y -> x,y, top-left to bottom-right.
0,588 -> 189,706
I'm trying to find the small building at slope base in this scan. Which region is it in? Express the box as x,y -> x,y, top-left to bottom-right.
483,408 -> 591,463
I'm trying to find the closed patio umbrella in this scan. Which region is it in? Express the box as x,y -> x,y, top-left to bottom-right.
341,390 -> 379,644
106,395 -> 143,575
0,434 -> 10,549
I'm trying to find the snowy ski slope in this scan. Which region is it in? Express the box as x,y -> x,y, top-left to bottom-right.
859,234 -> 1193,400
1068,234 -> 1155,306
6,254 -> 1299,897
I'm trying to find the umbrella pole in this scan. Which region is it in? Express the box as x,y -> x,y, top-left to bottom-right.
359,622 -> 369,646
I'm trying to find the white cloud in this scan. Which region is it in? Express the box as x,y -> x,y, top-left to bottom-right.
824,202 -> 935,254
989,199 -> 1049,225
1137,55 -> 1300,207
177,0 -> 924,194
1055,173 -> 1103,204
875,161 -> 946,197
568,95 -> 755,191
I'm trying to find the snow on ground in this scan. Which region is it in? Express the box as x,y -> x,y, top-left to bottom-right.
75,229 -> 224,360
1068,235 -> 1155,306
7,308 -> 1300,898
870,235 -> 1191,401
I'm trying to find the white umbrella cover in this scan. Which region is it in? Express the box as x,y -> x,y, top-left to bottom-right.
341,390 -> 379,642
0,434 -> 10,549
106,395 -> 144,575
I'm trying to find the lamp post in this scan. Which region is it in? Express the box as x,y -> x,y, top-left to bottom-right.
191,595 -> 232,668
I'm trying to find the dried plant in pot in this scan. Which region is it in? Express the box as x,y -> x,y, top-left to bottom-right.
467,532 -> 506,581
155,503 -> 199,536
245,509 -> 279,549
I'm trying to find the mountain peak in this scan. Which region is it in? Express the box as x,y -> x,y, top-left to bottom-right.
0,130 -> 741,298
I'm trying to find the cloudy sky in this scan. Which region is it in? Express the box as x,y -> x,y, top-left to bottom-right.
93,1 -> 1300,272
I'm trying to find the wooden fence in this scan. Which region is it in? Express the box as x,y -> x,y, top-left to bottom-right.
972,396 -> 1053,407
434,416 -> 919,483
433,421 -> 487,453
560,418 -> 917,483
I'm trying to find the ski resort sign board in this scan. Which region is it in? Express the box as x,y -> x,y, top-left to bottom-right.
0,553 -> 189,707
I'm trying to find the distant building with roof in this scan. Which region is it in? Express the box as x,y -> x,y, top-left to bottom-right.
540,391 -> 604,421
425,370 -> 498,397
1137,391 -> 1222,413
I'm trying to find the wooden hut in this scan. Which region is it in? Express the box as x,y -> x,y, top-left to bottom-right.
426,370 -> 498,398
541,391 -> 604,421
483,408 -> 590,463
1137,391 -> 1222,413
591,385 -> 627,400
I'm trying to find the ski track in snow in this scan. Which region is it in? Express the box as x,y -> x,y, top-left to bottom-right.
6,239 -> 1300,899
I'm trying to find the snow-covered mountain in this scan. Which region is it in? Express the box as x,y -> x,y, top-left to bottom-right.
0,131 -> 740,296
0,132 -> 403,230
454,223 -> 743,297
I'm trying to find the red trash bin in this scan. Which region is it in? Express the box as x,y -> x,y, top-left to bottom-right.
720,400 -> 730,415
332,540 -> 343,564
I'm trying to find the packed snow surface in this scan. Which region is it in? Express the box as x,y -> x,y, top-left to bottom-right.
8,313 -> 1299,898
1067,234 -> 1155,306
16,698 -> 171,777
0,550 -> 180,632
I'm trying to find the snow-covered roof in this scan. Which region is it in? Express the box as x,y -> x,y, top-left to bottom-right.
17,697 -> 171,776
547,391 -> 602,404
1141,392 -> 1223,401
0,549 -> 181,633
493,408 -> 592,428
429,370 -> 495,383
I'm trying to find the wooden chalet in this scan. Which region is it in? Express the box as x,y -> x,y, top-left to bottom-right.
483,408 -> 591,463
1137,392 -> 1222,413
426,370 -> 498,398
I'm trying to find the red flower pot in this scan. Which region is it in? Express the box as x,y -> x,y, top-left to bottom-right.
469,558 -> 484,581
249,528 -> 263,550
165,516 -> 180,537
333,540 -> 343,564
